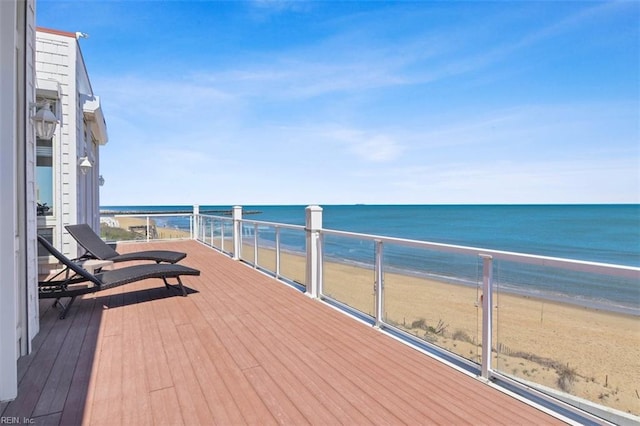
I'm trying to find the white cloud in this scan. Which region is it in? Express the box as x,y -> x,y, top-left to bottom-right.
250,0 -> 314,13
194,59 -> 407,100
319,127 -> 404,163
407,102 -> 639,159
95,75 -> 236,120
377,157 -> 640,204
353,135 -> 403,163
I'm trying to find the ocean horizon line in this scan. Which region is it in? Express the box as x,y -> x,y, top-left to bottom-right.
101,202 -> 640,208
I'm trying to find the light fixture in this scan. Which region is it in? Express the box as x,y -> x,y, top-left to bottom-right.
98,175 -> 105,186
31,101 -> 58,140
78,156 -> 92,175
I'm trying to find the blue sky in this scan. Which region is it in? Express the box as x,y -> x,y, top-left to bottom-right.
37,1 -> 639,205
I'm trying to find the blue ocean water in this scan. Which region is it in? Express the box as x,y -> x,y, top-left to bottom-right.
102,204 -> 640,314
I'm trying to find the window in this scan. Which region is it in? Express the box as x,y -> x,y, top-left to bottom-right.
37,228 -> 54,257
35,97 -> 58,217
36,136 -> 54,216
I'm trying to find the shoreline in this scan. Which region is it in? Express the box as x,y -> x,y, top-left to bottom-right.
101,211 -> 640,317
286,246 -> 640,317
102,219 -> 639,316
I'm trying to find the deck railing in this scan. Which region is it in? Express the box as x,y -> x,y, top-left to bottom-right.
100,206 -> 640,425
100,212 -> 194,242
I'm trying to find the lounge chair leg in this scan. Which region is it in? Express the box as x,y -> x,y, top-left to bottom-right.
54,296 -> 76,319
163,277 -> 187,297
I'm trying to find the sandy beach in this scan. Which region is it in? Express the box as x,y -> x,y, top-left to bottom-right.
102,216 -> 191,240
239,243 -> 640,416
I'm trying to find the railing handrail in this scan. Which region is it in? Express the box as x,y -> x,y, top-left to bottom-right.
113,213 -> 193,218
320,228 -> 640,279
198,213 -> 306,231
196,213 -> 232,221
237,217 -> 306,231
108,211 -> 639,278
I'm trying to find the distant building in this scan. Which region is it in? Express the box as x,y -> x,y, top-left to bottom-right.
0,0 -> 38,403
35,27 -> 108,266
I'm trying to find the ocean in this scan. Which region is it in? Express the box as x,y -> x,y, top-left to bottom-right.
101,204 -> 640,314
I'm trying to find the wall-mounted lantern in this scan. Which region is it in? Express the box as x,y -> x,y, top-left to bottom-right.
78,156 -> 92,175
31,101 -> 58,139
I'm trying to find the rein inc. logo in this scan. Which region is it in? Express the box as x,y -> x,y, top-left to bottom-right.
0,418 -> 34,424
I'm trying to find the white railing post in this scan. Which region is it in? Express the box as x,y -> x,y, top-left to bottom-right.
317,231 -> 323,296
145,216 -> 150,242
374,240 -> 384,327
253,223 -> 259,267
305,205 -> 323,298
232,205 -> 242,260
220,220 -> 225,252
275,227 -> 281,278
193,204 -> 200,240
480,254 -> 493,379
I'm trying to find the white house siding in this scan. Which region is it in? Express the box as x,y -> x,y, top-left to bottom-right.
35,31 -> 107,264
82,96 -> 108,231
0,0 -> 37,403
0,0 -> 20,402
26,0 -> 39,351
76,49 -> 107,233
36,30 -> 77,258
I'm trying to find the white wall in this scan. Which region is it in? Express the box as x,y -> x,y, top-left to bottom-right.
36,30 -> 78,257
0,0 -> 37,403
36,29 -> 107,259
0,0 -> 20,401
26,0 -> 39,348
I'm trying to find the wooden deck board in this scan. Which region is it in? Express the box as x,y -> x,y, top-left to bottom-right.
3,306 -> 74,419
58,297 -> 101,426
88,333 -> 123,425
121,290 -> 153,426
233,312 -> 342,425
2,240 -> 565,425
149,387 -> 184,426
176,322 -> 241,425
136,286 -> 176,392
16,301 -> 57,382
151,295 -> 216,425
32,298 -> 94,417
189,311 -> 280,425
243,365 -> 309,425
235,311 -> 376,424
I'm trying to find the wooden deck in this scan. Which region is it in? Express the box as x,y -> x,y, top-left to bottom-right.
2,240 -> 564,425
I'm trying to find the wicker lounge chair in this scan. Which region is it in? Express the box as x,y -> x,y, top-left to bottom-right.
66,223 -> 186,264
38,235 -> 200,319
